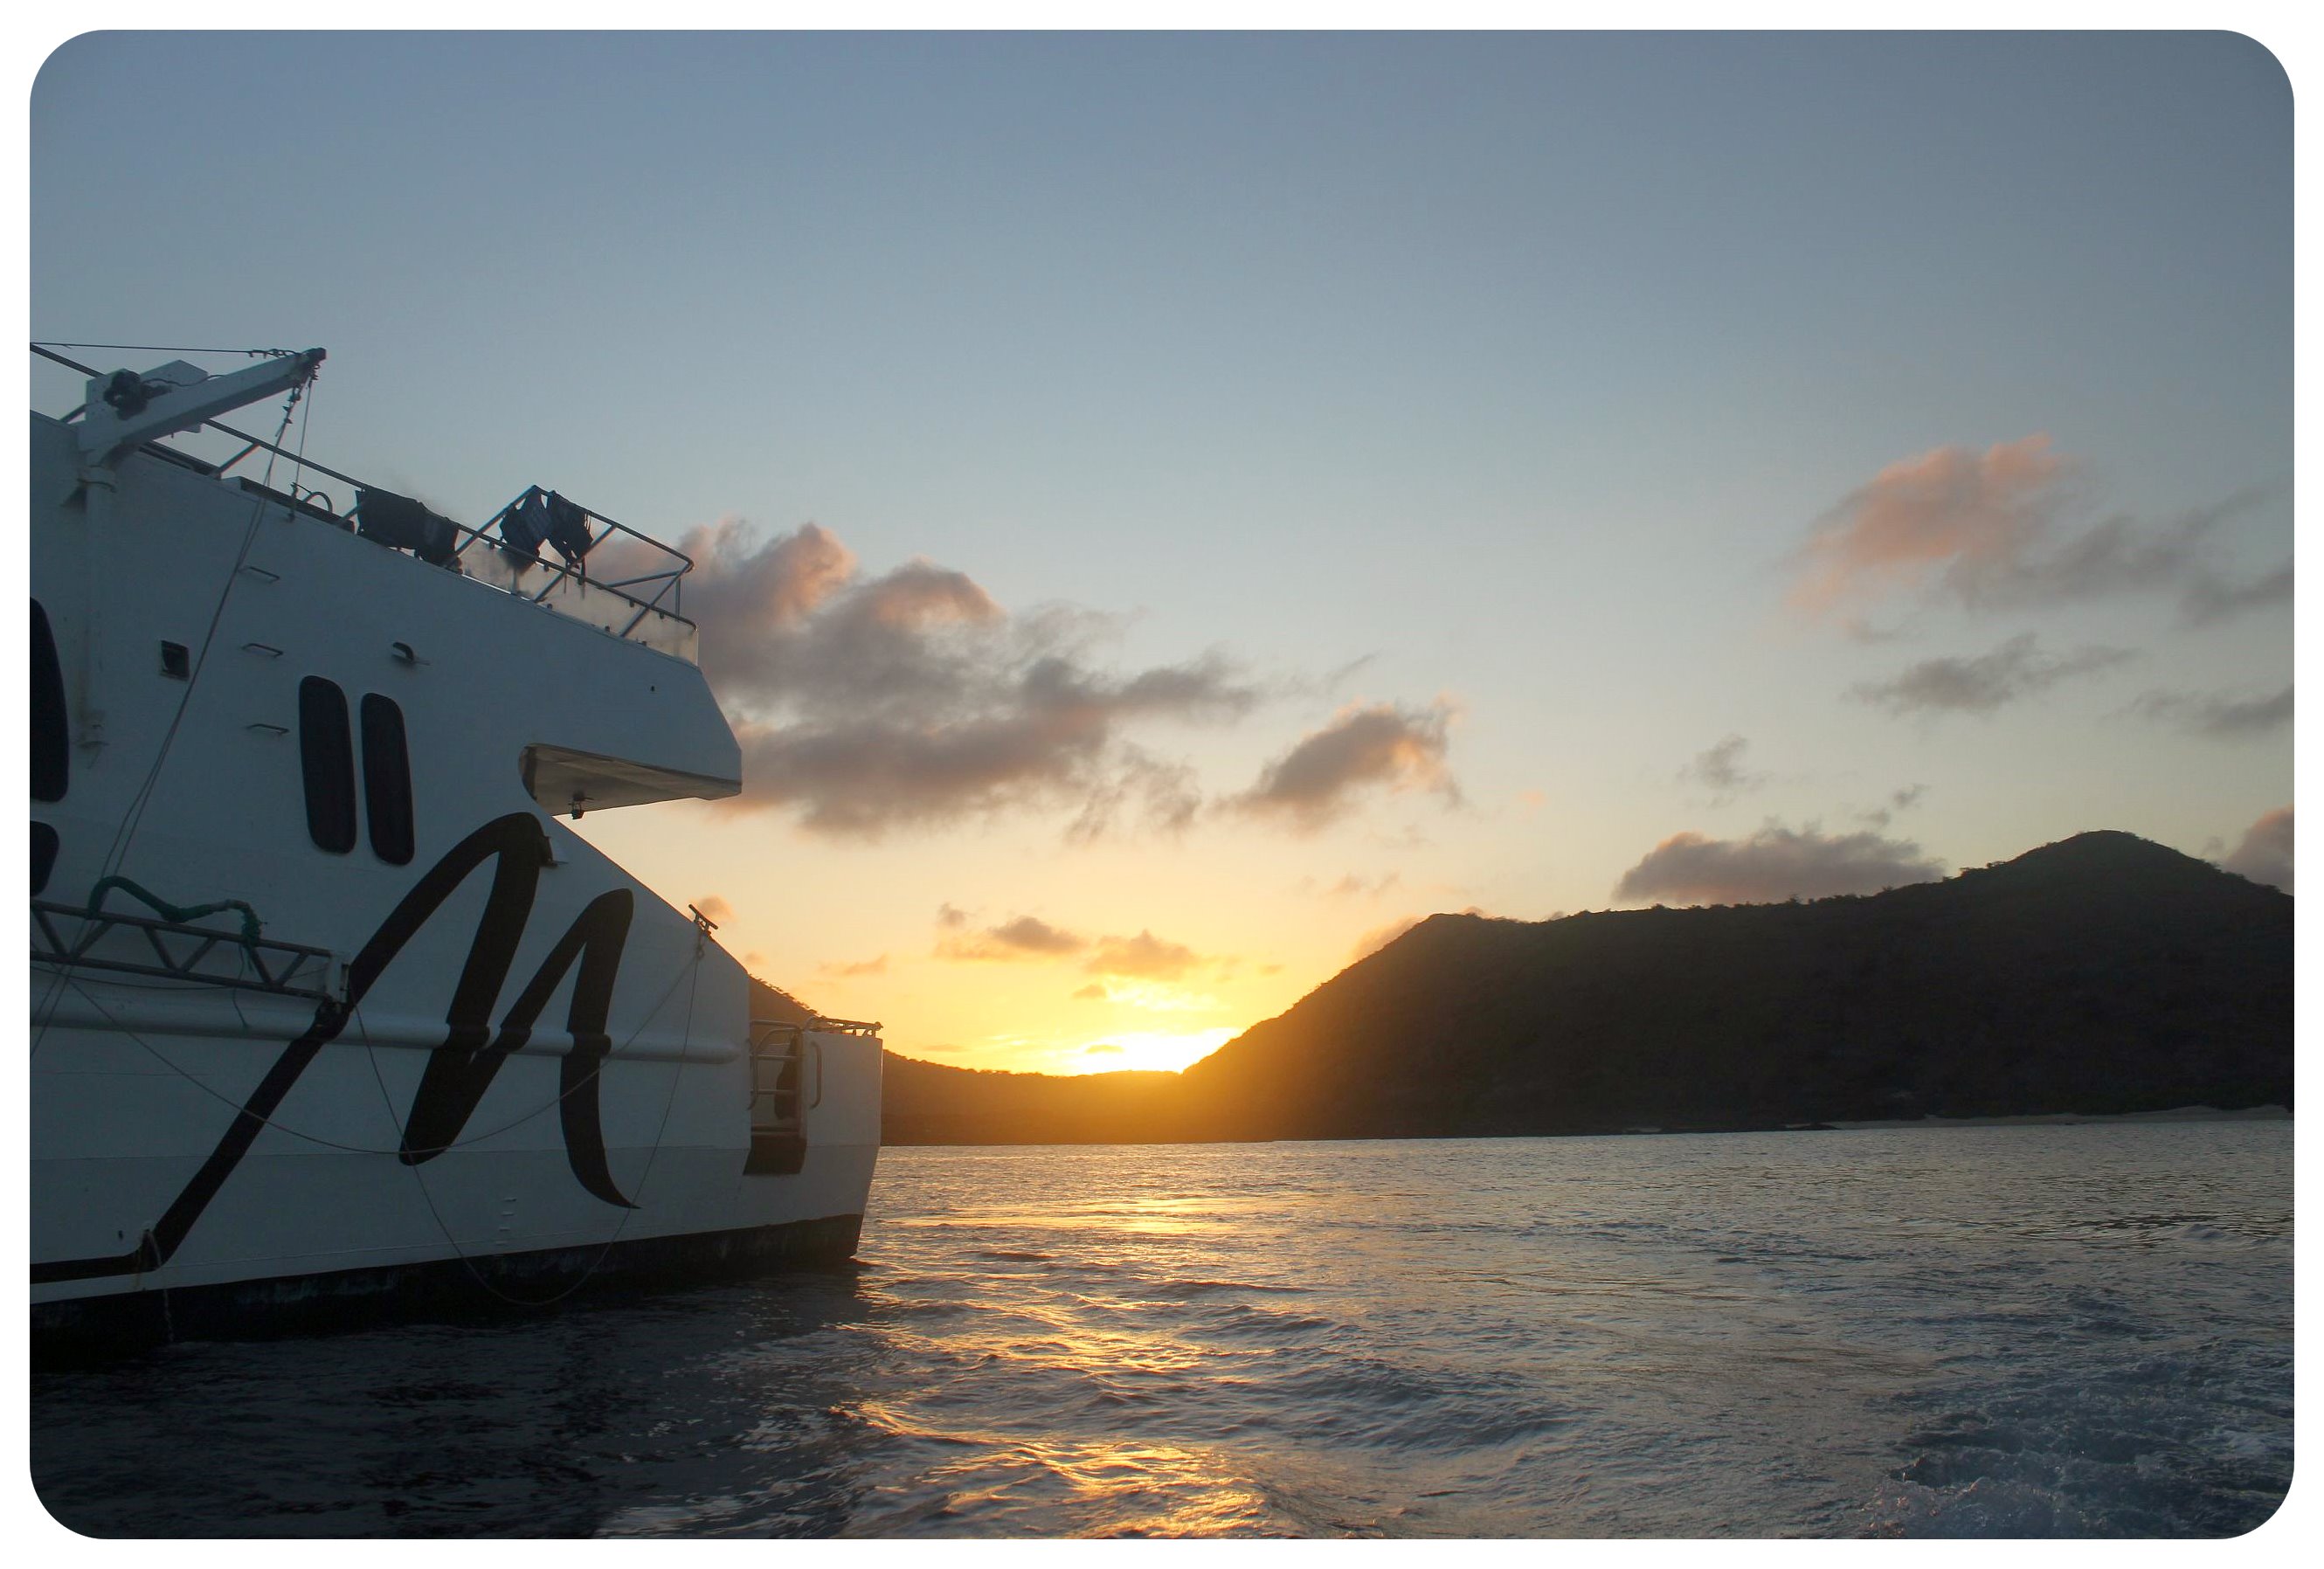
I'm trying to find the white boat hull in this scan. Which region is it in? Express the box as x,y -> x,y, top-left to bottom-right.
29,370 -> 882,1351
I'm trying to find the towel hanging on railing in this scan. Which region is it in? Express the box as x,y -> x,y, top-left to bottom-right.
355,487 -> 460,567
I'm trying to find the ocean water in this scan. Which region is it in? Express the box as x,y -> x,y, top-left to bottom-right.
31,1121 -> 2293,1538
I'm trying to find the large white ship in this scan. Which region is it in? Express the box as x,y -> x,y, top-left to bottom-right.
30,344 -> 882,1351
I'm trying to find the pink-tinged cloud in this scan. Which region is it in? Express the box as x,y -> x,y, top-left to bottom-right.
1234,699 -> 1461,830
671,520 -> 1258,837
1790,435 -> 2066,617
2217,807 -> 2292,893
1790,442 -> 2285,625
1615,824 -> 1947,906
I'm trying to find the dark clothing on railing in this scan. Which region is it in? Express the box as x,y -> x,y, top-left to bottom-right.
356,487 -> 461,566
544,490 -> 593,565
498,487 -> 596,570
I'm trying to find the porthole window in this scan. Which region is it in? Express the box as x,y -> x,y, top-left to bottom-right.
360,694 -> 414,866
31,599 -> 67,803
298,676 -> 356,854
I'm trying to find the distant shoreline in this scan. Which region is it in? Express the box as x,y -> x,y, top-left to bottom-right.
1824,1103 -> 2291,1130
879,1106 -> 2296,1150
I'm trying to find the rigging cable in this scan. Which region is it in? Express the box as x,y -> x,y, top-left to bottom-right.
32,372 -> 319,1057
31,341 -> 304,358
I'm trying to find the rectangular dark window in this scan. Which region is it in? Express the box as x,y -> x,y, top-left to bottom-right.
360,694 -> 414,866
31,599 -> 67,803
298,676 -> 356,853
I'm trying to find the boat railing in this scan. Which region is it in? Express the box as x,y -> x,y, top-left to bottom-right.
31,895 -> 336,1002
744,1018 -> 881,1118
453,487 -> 696,660
30,343 -> 700,664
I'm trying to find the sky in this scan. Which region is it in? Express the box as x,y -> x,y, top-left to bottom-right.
28,31 -> 2294,1075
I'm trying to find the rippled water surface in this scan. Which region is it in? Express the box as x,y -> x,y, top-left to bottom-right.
32,1122 -> 2293,1538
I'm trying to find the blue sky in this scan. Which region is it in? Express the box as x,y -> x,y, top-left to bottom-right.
31,31 -> 2293,1071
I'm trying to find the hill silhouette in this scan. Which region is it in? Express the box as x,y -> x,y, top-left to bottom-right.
1176,831 -> 2290,1140
767,832 -> 2290,1144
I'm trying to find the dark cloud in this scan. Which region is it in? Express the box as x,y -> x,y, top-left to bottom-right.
1614,823 -> 1947,906
2132,684 -> 2292,741
1232,700 -> 1460,831
1680,735 -> 1766,802
1084,930 -> 1201,981
1850,634 -> 2133,716
692,894 -> 735,924
1860,783 -> 1928,830
935,903 -> 969,930
1789,439 -> 2285,626
817,954 -> 889,978
937,914 -> 1088,962
665,520 -> 1259,837
2217,807 -> 2292,893
2182,563 -> 2293,626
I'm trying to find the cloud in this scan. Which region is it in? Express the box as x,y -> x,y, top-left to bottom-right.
1318,872 -> 1402,900
1232,699 -> 1461,830
2182,563 -> 2293,626
1850,633 -> 2133,716
1084,930 -> 1201,981
1070,983 -> 1108,1001
1081,1043 -> 1124,1056
817,954 -> 889,978
937,914 -> 1089,961
1614,823 -> 1947,905
692,894 -> 735,924
1349,914 -> 1424,963
1789,439 -> 2284,626
2132,684 -> 2292,740
1790,435 -> 2069,616
935,902 -> 969,930
2217,806 -> 2292,893
1680,734 -> 1766,802
664,520 -> 1260,837
1860,783 -> 1927,830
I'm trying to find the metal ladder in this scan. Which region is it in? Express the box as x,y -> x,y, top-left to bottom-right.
744,1020 -> 813,1174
